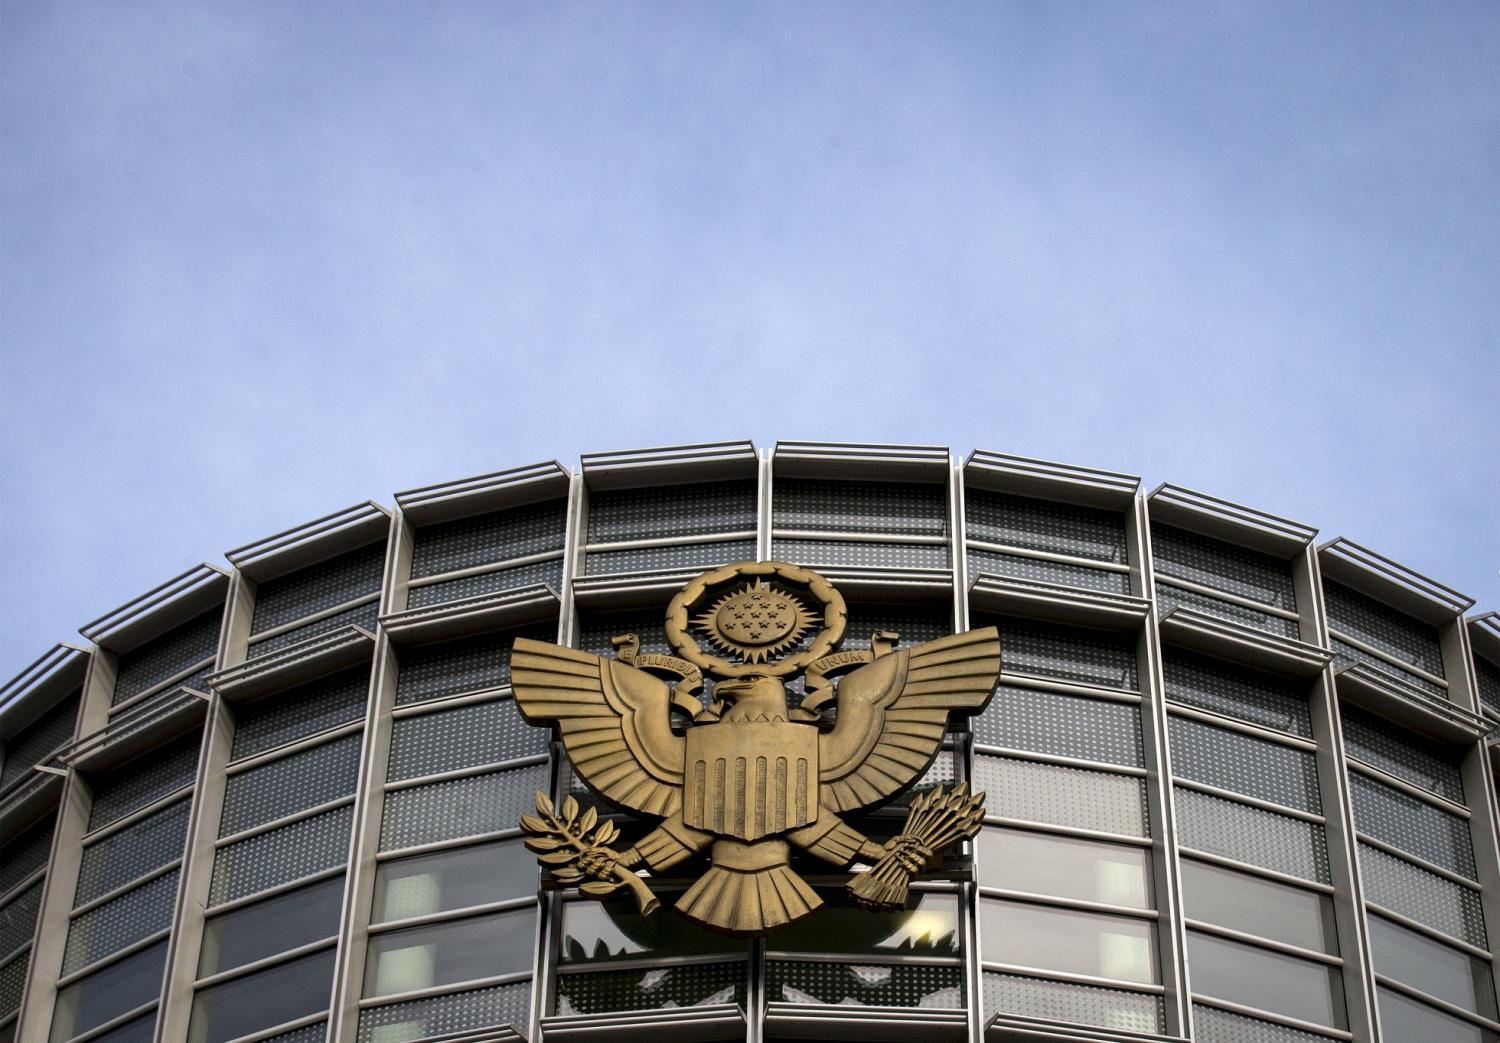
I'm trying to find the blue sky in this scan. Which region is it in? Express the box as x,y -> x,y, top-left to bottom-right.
1,2 -> 1495,670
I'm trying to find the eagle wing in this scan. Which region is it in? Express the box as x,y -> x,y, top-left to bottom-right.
510,637 -> 685,817
817,627 -> 1001,813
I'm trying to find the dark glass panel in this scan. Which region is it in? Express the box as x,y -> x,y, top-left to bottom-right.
372,840 -> 535,924
187,948 -> 334,1043
198,876 -> 344,977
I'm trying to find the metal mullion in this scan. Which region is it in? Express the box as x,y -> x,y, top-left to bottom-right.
1354,831 -> 1481,888
1327,628 -> 1449,688
1183,919 -> 1343,966
373,827 -> 524,864
356,970 -> 532,1009
555,952 -> 750,976
977,960 -> 1164,995
1177,847 -> 1336,894
366,895 -> 535,936
80,783 -> 194,845
756,449 -> 772,563
1165,702 -> 1320,752
1188,994 -> 1353,1041
965,538 -> 1132,574
382,752 -> 549,793
68,859 -> 181,918
203,865 -> 346,917
61,999 -> 160,1043
1371,974 -> 1500,1034
212,794 -> 355,848
407,548 -> 566,589
389,685 -> 512,719
770,528 -> 948,545
1170,777 -> 1326,824
971,743 -> 1147,778
191,936 -> 339,990
975,886 -> 1159,923
1363,901 -> 1494,960
106,656 -> 216,719
981,816 -> 1153,848
583,530 -> 757,554
1153,574 -> 1299,621
995,671 -> 1143,705
222,721 -> 364,777
765,951 -> 962,968
1345,759 -> 1472,818
54,928 -> 172,989
247,591 -> 381,646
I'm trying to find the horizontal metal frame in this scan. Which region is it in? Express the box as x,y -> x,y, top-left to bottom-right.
224,720 -> 362,776
55,926 -> 171,989
996,670 -> 1143,705
583,531 -> 757,555
191,935 -> 338,990
964,450 -> 1139,511
554,952 -> 750,976
58,998 -> 159,1043
69,858 -> 181,917
1183,919 -> 1342,967
985,1010 -> 1188,1043
410,548 -> 565,589
1371,973 -> 1500,1035
1165,701 -> 1319,752
106,654 -> 215,719
977,960 -> 1163,996
968,575 -> 1150,631
219,1011 -> 331,1043
1156,607 -> 1333,678
569,567 -> 715,610
1363,901 -> 1495,960
1317,537 -> 1473,625
375,827 -> 525,864
356,969 -> 533,1010
368,895 -> 536,937
0,643 -> 89,734
81,783 -> 194,844
1344,757 -> 1471,818
965,539 -> 1131,574
540,1003 -> 745,1043
773,440 -> 950,481
383,585 -> 561,646
1154,573 -> 1299,622
1334,663 -> 1488,744
204,865 -> 346,917
1187,994 -> 1352,1041
59,687 -> 208,773
1147,484 -> 1315,559
245,591 -> 381,648
1469,612 -> 1500,666
581,439 -> 759,489
1176,846 -> 1335,894
1170,777 -> 1324,824
981,815 -> 1153,850
1354,830 -> 1482,889
78,564 -> 229,654
1328,627 -> 1448,688
209,625 -> 376,702
973,743 -> 1147,779
770,529 -> 948,545
227,501 -> 391,583
213,793 -> 356,849
383,753 -> 550,794
0,767 -> 64,838
976,885 -> 1157,923
396,460 -> 572,527
389,686 -> 512,720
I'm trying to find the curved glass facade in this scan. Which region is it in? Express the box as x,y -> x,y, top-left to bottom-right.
2,441 -> 1497,1043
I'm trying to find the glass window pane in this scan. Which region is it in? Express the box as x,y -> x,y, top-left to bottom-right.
979,828 -> 1152,909
1179,859 -> 1336,954
767,891 -> 960,957
1187,930 -> 1345,1029
199,875 -> 344,977
980,898 -> 1156,985
560,897 -> 745,965
48,941 -> 167,1043
188,948 -> 334,1043
365,908 -> 535,998
372,840 -> 535,924
1376,986 -> 1494,1043
1368,915 -> 1497,1019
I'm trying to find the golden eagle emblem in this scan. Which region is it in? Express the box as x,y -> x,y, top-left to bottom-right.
513,561 -> 1000,936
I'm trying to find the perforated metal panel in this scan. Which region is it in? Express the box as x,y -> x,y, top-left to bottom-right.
396,631 -> 545,707
387,698 -> 544,782
1338,705 -> 1465,803
75,797 -> 190,905
982,971 -> 1161,1035
1,689 -> 80,790
1357,841 -> 1487,948
63,869 -> 179,973
996,620 -> 1138,692
1331,638 -> 1447,699
247,601 -> 380,659
767,959 -> 962,1007
1157,582 -> 1300,639
771,538 -> 950,570
1161,652 -> 1311,737
576,616 -> 673,659
587,479 -> 757,543
1349,771 -> 1476,878
251,542 -> 387,635
219,733 -> 363,837
209,804 -> 353,906
231,670 -> 369,761
1174,786 -> 1329,883
1168,715 -> 1320,813
112,608 -> 221,706
774,477 -> 947,536
256,1022 -> 327,1043
0,880 -> 42,960
555,962 -> 744,1015
965,490 -> 1128,564
1476,656 -> 1500,717
967,549 -> 1129,594
973,753 -> 1148,837
1323,582 -> 1445,678
1193,1003 -> 1340,1043
411,499 -> 568,578
584,539 -> 758,576
976,686 -> 1142,767
406,558 -> 564,609
0,813 -> 54,896
356,980 -> 530,1043
0,950 -> 28,1020
1150,524 -> 1296,610
88,730 -> 201,832
380,761 -> 549,851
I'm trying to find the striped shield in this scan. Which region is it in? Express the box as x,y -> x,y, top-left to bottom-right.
683,720 -> 820,842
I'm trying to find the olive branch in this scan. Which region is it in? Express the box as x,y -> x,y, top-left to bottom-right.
521,790 -> 659,915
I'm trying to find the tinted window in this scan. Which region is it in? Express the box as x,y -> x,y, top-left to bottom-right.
1377,987 -> 1493,1043
372,839 -> 534,924
199,875 -> 344,976
1368,914 -> 1497,1018
980,898 -> 1155,985
48,942 -> 166,1043
560,896 -> 745,964
1179,859 -> 1336,954
1187,931 -> 1345,1029
979,828 -> 1151,909
188,947 -> 334,1043
768,891 -> 959,956
365,907 -> 535,997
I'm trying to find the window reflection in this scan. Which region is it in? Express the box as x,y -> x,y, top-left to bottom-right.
1368,914 -> 1497,1018
199,875 -> 343,976
768,891 -> 960,957
1179,859 -> 1335,955
559,896 -> 746,964
365,907 -> 535,997
372,839 -> 534,924
979,827 -> 1151,909
980,898 -> 1155,985
1187,931 -> 1345,1029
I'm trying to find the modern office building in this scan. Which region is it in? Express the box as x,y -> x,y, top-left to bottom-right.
2,441 -> 1497,1043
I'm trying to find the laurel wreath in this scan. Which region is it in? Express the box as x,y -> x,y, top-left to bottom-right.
521,791 -> 660,915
